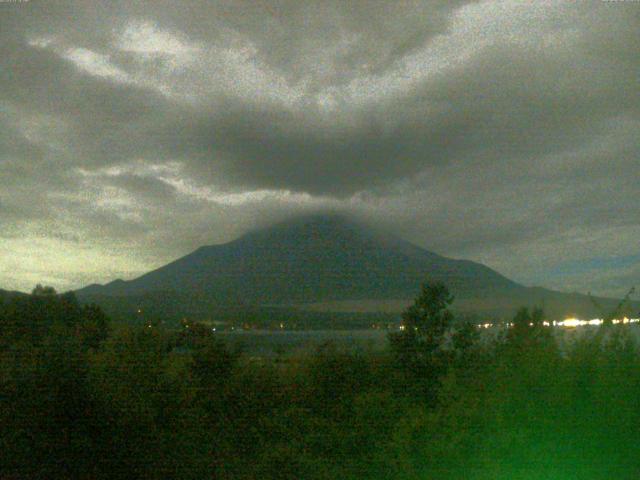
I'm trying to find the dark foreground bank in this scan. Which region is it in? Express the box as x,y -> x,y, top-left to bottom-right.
2,285 -> 640,479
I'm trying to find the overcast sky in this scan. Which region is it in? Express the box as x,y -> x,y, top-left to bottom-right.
0,0 -> 638,297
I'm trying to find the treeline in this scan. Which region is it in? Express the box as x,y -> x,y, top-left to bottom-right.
1,284 -> 640,479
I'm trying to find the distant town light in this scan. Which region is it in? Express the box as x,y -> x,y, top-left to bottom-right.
469,317 -> 638,329
560,318 -> 581,328
551,317 -> 637,327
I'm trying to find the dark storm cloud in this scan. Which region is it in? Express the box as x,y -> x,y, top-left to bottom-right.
1,0 -> 480,189
0,0 -> 638,295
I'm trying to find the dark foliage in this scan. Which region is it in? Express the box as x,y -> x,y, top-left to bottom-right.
2,284 -> 640,479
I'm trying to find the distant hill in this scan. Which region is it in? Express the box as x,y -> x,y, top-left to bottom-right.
0,288 -> 28,301
76,214 -> 638,321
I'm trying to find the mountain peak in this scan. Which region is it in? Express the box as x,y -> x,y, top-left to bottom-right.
73,215 -> 639,319
77,212 -> 519,304
244,212 -> 366,239
236,212 -> 413,253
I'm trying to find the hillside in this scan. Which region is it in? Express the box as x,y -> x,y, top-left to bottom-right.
0,288 -> 28,301
76,214 -> 638,321
77,214 -> 517,300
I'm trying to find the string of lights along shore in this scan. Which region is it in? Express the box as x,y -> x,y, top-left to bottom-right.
473,317 -> 640,329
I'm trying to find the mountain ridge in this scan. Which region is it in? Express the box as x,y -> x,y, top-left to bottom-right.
75,214 -> 638,320
77,214 -> 519,300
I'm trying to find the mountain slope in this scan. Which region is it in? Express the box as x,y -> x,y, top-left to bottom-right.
0,288 -> 28,301
76,214 -> 638,320
77,214 -> 518,303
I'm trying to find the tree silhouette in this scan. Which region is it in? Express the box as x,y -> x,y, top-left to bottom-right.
389,281 -> 455,397
31,284 -> 57,296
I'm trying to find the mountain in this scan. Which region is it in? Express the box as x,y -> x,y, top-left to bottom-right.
77,214 -> 518,301
76,214 -> 638,321
0,288 -> 27,301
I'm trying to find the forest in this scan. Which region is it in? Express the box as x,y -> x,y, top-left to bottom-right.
1,283 -> 640,479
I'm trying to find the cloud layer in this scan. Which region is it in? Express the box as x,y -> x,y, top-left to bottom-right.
0,0 -> 638,297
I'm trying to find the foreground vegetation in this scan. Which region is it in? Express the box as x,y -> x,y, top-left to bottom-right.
1,284 -> 640,479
